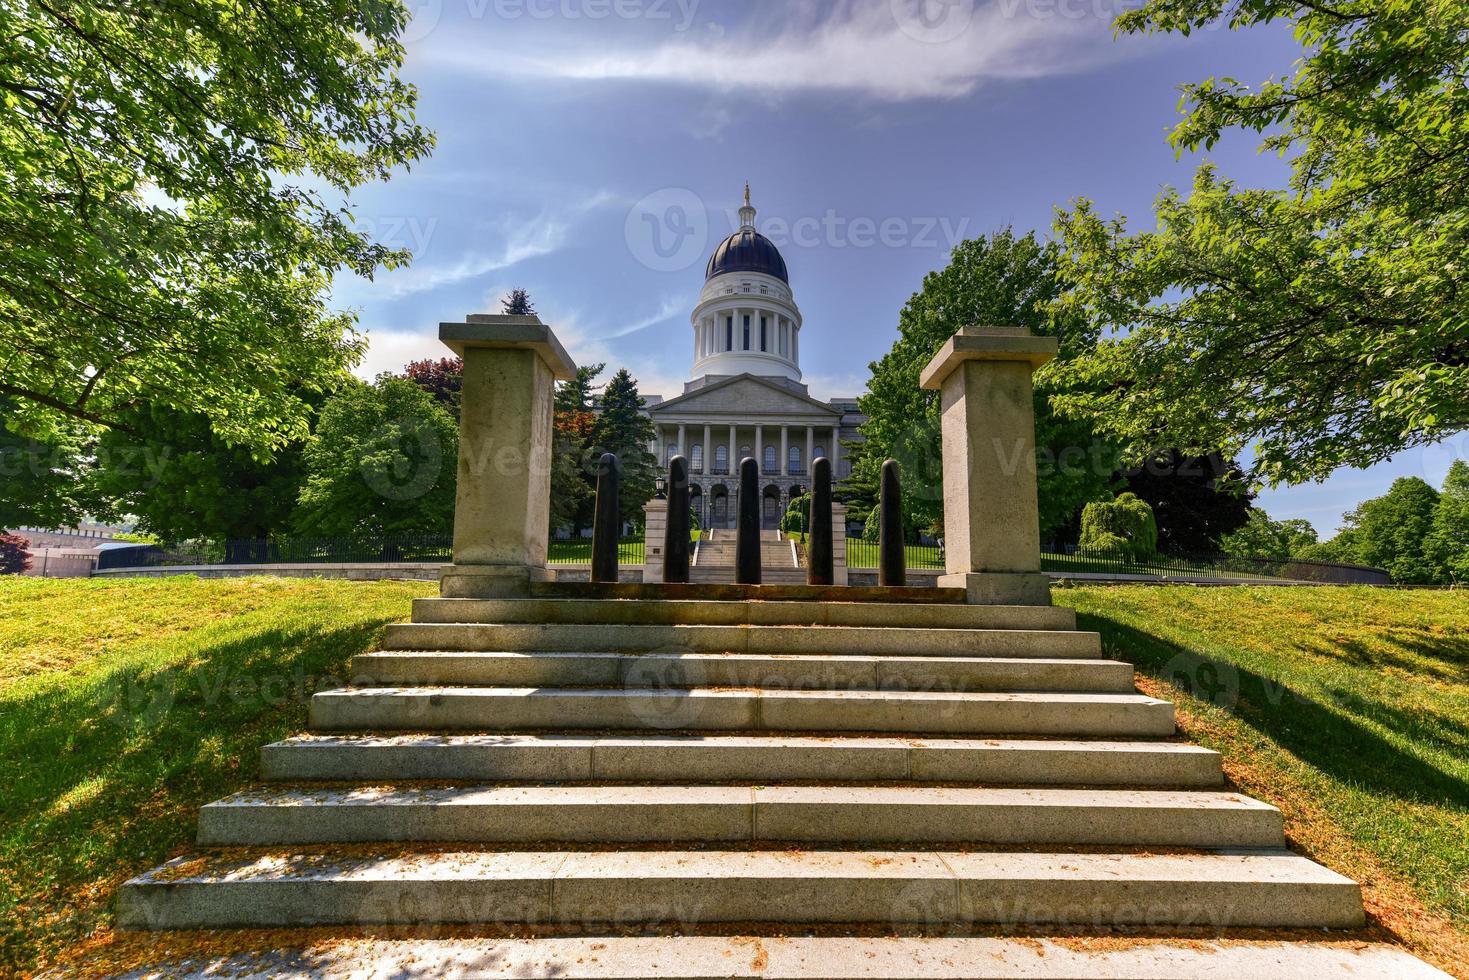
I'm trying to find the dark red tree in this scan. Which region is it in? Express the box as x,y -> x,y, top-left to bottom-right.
0,533 -> 32,575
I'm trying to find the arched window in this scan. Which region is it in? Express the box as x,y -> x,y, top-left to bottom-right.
714,445 -> 728,472
666,444 -> 679,463
814,446 -> 826,462
691,444 -> 704,472
788,445 -> 802,475
762,445 -> 777,473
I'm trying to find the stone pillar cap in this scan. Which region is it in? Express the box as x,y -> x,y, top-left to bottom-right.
919,324 -> 1058,390
439,315 -> 577,380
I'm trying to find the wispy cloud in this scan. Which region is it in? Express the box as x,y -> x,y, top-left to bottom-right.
605,295 -> 691,339
377,219 -> 568,299
427,0 -> 1129,101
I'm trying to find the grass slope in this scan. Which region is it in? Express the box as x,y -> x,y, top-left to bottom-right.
0,577 -> 433,977
1055,585 -> 1468,975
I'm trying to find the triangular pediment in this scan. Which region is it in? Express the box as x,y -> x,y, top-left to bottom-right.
650,375 -> 840,419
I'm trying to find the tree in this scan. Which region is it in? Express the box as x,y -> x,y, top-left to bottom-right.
1079,493 -> 1158,562
1221,509 -> 1320,559
853,229 -> 1119,540
0,397 -> 94,530
550,364 -> 604,534
401,358 -> 463,418
1122,451 -> 1253,552
88,405 -> 310,552
590,369 -> 657,527
1336,478 -> 1441,584
294,377 -> 457,538
0,533 -> 32,575
1425,461 -> 1469,584
1053,0 -> 1469,485
782,493 -> 811,536
502,288 -> 537,316
0,0 -> 433,449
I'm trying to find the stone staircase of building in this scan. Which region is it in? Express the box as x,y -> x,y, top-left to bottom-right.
691,529 -> 806,585
118,587 -> 1380,975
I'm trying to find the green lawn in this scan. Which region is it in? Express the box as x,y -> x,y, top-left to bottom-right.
1055,585 -> 1469,975
0,576 -> 433,977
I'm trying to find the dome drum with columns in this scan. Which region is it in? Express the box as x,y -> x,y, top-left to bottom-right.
644,187 -> 865,529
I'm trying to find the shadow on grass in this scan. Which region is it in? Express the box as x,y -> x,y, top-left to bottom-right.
0,617 -> 393,975
1076,612 -> 1469,810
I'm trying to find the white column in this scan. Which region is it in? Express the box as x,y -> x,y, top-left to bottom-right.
677,423 -> 687,463
780,425 -> 789,476
728,424 -> 737,470
653,426 -> 663,463
805,426 -> 814,476
793,326 -> 799,364
830,425 -> 840,474
755,425 -> 763,474
702,424 -> 711,474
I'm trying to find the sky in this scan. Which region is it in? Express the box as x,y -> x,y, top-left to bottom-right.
329,0 -> 1463,537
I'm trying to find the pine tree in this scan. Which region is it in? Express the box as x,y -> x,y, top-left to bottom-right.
591,368 -> 657,527
501,288 -> 536,316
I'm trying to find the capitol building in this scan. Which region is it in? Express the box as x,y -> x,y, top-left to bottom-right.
643,188 -> 865,529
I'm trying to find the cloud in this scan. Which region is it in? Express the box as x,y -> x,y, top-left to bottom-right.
427,0 -> 1129,101
604,295 -> 691,339
375,219 -> 568,299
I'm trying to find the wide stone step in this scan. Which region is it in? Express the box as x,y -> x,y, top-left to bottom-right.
197,785 -> 1283,847
261,734 -> 1224,785
118,848 -> 1364,930
381,623 -> 1102,659
310,687 -> 1176,736
350,652 -> 1135,693
411,598 -> 1078,631
111,935 -> 1452,979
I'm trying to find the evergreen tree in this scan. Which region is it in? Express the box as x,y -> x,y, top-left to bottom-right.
1425,460 -> 1469,584
550,364 -> 604,534
501,288 -> 537,316
590,368 -> 657,527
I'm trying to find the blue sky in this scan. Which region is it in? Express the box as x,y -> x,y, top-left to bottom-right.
330,0 -> 1463,536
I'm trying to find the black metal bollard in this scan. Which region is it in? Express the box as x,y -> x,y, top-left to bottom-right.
664,455 -> 691,584
591,452 -> 620,583
879,458 -> 906,587
808,457 -> 834,586
736,457 -> 761,585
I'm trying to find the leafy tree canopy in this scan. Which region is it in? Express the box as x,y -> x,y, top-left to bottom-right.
1122,451 -> 1253,552
294,376 -> 457,538
550,363 -> 604,533
851,229 -> 1118,539
1079,492 -> 1159,562
1335,476 -> 1441,584
401,358 -> 463,418
0,0 -> 433,448
1054,0 -> 1469,484
1220,508 -> 1320,559
0,398 -> 94,529
1425,460 -> 1469,584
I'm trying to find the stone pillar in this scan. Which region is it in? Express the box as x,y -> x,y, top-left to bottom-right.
438,314 -> 576,598
919,324 -> 1058,606
780,426 -> 789,476
831,502 -> 849,587
831,426 -> 840,475
728,424 -> 737,471
643,499 -> 667,584
755,426 -> 763,475
676,424 -> 687,462
805,427 -> 814,477
702,424 -> 712,475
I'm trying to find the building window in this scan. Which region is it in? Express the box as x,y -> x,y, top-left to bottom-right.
814,446 -> 826,461
762,445 -> 777,473
690,444 -> 703,472
714,445 -> 728,472
788,446 -> 802,474
667,444 -> 679,463
760,316 -> 768,352
742,315 -> 750,350
725,316 -> 733,351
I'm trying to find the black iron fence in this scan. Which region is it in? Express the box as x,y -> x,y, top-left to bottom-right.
841,537 -> 1390,585
1041,545 -> 1391,584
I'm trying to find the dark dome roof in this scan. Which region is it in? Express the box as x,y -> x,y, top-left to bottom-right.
705,228 -> 788,284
